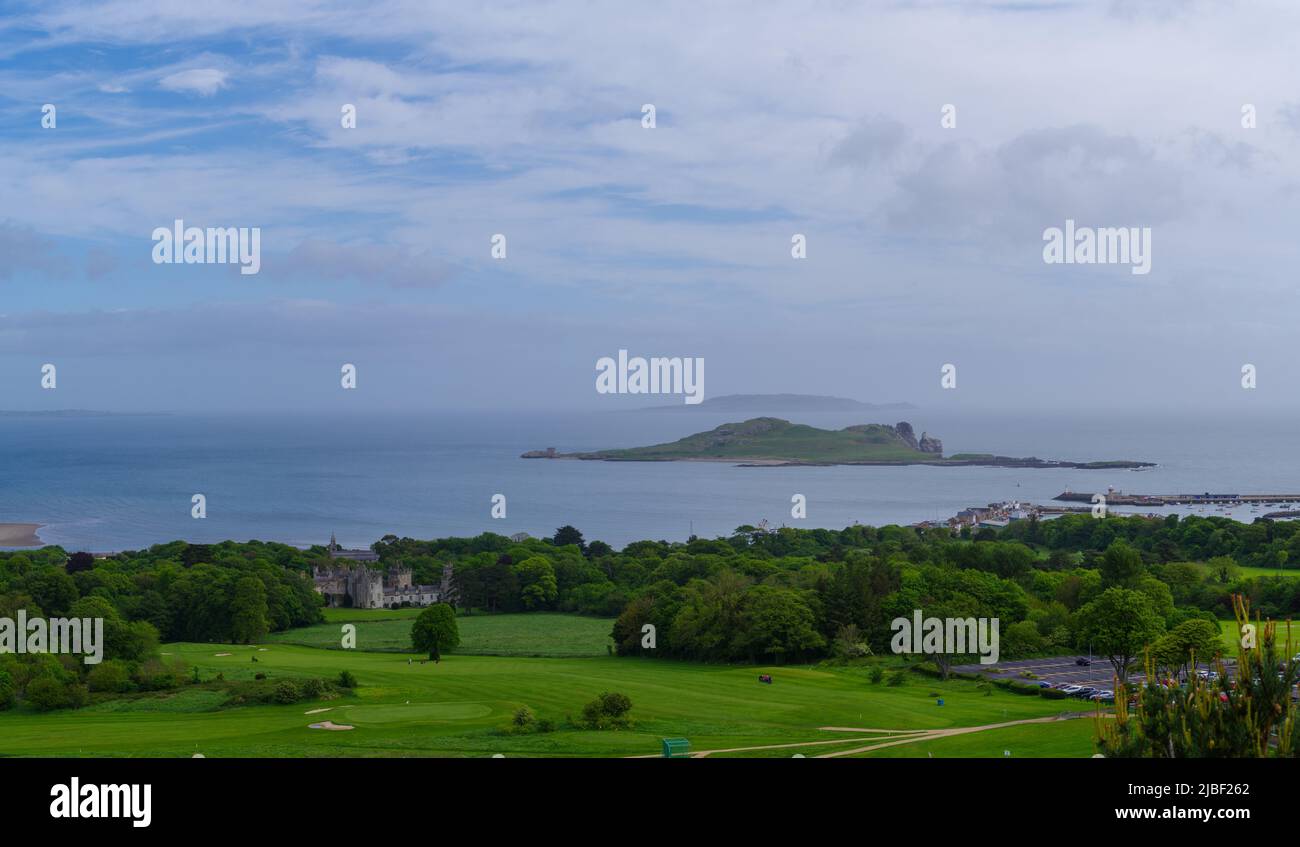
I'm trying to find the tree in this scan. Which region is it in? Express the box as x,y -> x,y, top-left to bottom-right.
513,557 -> 558,610
230,576 -> 269,643
581,691 -> 632,729
411,603 -> 460,660
1207,555 -> 1240,585
734,585 -> 825,664
552,525 -> 586,552
1074,587 -> 1165,685
20,569 -> 78,616
1150,618 -> 1221,682
1100,540 -> 1143,588
0,669 -> 14,710
1101,595 -> 1299,758
65,552 -> 95,574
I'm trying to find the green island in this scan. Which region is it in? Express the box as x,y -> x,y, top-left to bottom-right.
523,417 -> 1153,468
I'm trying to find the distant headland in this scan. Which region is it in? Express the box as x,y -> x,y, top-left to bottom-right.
634,393 -> 917,413
0,410 -> 169,418
523,417 -> 1155,468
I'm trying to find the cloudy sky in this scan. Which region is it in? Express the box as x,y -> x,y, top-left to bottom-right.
2,0 -> 1299,412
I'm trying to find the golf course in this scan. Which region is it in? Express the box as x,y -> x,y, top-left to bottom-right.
0,613 -> 1098,758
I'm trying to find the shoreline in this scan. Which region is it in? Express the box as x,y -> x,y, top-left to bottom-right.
522,453 -> 1155,470
0,523 -> 44,548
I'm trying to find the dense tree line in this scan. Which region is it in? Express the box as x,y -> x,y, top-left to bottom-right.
0,540 -> 325,710
5,514 -> 1300,682
374,516 -> 1300,667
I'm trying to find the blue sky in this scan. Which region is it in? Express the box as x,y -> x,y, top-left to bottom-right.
2,1 -> 1300,412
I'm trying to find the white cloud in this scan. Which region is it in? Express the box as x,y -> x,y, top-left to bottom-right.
158,68 -> 228,96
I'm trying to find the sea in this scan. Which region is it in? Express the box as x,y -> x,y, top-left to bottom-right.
1,409 -> 1296,552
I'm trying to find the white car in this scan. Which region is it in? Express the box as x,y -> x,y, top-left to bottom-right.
1061,685 -> 1085,695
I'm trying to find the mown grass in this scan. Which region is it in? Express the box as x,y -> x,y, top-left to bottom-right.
1217,618 -> 1300,653
0,643 -> 1094,758
267,612 -> 616,657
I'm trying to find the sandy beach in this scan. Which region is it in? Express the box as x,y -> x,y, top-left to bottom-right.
0,523 -> 44,547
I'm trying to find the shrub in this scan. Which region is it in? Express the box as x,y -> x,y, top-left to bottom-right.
273,680 -> 301,704
301,678 -> 326,699
1008,681 -> 1042,695
87,660 -> 134,694
886,669 -> 908,687
1040,687 -> 1068,700
869,666 -> 885,684
253,672 -> 266,681
25,677 -> 87,711
512,706 -> 535,728
581,691 -> 633,729
337,670 -> 357,689
0,669 -> 14,710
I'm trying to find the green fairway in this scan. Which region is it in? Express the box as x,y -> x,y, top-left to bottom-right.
1217,618 -> 1300,653
267,612 -> 616,657
0,644 -> 1096,758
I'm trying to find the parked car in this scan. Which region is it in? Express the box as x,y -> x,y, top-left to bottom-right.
1072,686 -> 1098,698
1089,690 -> 1115,702
1075,658 -> 1091,666
1061,685 -> 1084,695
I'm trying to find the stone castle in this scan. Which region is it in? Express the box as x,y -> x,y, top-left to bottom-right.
312,534 -> 455,609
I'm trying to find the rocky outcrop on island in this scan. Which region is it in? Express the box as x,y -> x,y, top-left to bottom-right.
919,432 -> 943,454
892,421 -> 920,450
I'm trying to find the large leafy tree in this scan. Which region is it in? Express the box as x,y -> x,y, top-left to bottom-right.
1074,587 -> 1164,685
1099,540 -> 1144,589
411,603 -> 460,660
1149,618 -> 1220,681
552,525 -> 586,552
733,585 -> 825,664
513,556 -> 558,610
229,576 -> 269,644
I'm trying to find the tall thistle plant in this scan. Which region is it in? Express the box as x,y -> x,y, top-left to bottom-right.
1098,594 -> 1297,757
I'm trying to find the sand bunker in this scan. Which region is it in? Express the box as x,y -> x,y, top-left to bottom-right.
258,648 -> 269,651
309,720 -> 354,731
214,652 -> 232,657
305,707 -> 332,715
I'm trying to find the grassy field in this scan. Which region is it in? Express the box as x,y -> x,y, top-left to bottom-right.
0,642 -> 1100,758
1234,565 -> 1300,580
1217,618 -> 1300,653
268,612 -> 616,657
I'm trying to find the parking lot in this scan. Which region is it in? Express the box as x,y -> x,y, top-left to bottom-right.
949,654 -> 1232,694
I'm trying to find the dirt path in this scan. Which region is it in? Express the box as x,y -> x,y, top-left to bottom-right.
633,714 -> 1083,759
814,715 -> 1067,758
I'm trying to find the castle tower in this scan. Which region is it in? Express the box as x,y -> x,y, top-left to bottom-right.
440,561 -> 459,607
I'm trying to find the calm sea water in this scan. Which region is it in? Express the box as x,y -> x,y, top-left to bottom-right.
1,410 -> 1296,551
